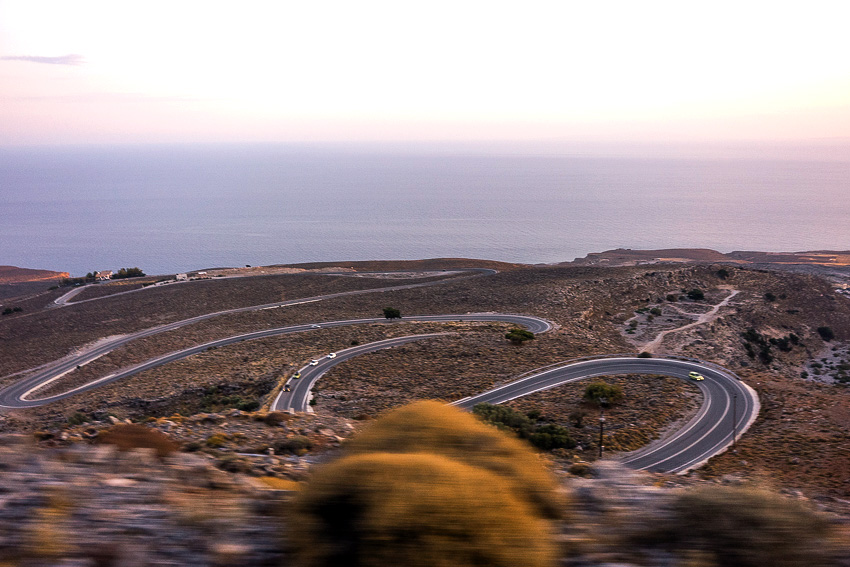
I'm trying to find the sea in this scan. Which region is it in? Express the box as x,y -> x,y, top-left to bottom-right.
2,143 -> 849,277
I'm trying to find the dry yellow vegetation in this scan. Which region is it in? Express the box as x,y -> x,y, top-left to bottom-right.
291,401 -> 562,567
292,452 -> 556,567
345,400 -> 565,519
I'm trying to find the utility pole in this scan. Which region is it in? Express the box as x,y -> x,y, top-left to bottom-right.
732,393 -> 738,449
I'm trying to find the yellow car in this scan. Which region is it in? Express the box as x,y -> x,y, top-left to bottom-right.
292,371 -> 301,379
688,371 -> 705,381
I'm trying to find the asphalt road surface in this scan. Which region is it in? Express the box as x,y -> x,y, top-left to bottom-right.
452,357 -> 759,474
0,313 -> 550,408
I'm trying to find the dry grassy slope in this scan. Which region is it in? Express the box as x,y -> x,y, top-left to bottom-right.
0,266 -> 68,284
0,271 -> 466,378
2,261 -> 849,502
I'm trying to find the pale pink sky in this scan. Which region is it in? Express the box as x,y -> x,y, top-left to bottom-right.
1,0 -> 849,147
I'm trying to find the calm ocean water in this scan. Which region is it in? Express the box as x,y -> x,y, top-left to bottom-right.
2,144 -> 849,276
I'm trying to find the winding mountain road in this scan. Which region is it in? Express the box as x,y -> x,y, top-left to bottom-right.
0,269 -> 759,474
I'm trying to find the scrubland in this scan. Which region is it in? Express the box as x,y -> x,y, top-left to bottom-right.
1,258 -> 849,565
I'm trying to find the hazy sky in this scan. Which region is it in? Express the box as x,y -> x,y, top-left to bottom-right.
1,1 -> 849,147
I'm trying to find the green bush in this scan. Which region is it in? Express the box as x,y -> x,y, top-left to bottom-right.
274,435 -> 313,454
817,326 -> 835,341
528,424 -> 575,451
112,267 -> 145,279
382,306 -> 401,319
66,412 -> 89,426
473,404 -> 575,451
583,381 -> 624,406
687,288 -> 705,301
505,328 -> 535,344
473,403 -> 534,436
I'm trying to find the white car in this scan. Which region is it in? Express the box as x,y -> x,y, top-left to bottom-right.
309,359 -> 319,366
328,353 -> 337,359
311,324 -> 321,329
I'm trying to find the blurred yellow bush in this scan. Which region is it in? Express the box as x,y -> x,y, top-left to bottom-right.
345,400 -> 564,520
291,401 -> 563,567
293,452 -> 555,567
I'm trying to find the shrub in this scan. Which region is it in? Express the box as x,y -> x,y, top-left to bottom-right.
98,424 -> 179,458
505,328 -> 535,344
645,485 -> 838,567
235,399 -> 260,412
666,294 -> 678,302
345,401 -> 563,520
382,307 -> 401,319
583,382 -> 624,406
528,424 -> 575,451
66,412 -> 89,425
764,292 -> 777,302
274,435 -> 313,454
687,288 -> 705,301
291,452 -> 556,567
204,432 -> 230,448
112,267 -> 145,279
473,403 -> 534,436
817,326 -> 835,341
567,461 -> 593,477
717,268 -> 730,279
649,307 -> 662,316
569,409 -> 587,428
264,411 -> 292,426
637,351 -> 652,358
475,403 -> 575,452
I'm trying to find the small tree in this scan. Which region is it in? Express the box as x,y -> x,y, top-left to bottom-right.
382,307 -> 401,319
687,288 -> 705,301
569,409 -> 587,428
505,328 -> 535,345
113,267 -> 145,279
473,403 -> 534,436
583,381 -> 624,406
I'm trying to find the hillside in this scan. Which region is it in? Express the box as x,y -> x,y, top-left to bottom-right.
0,257 -> 849,520
0,265 -> 69,285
